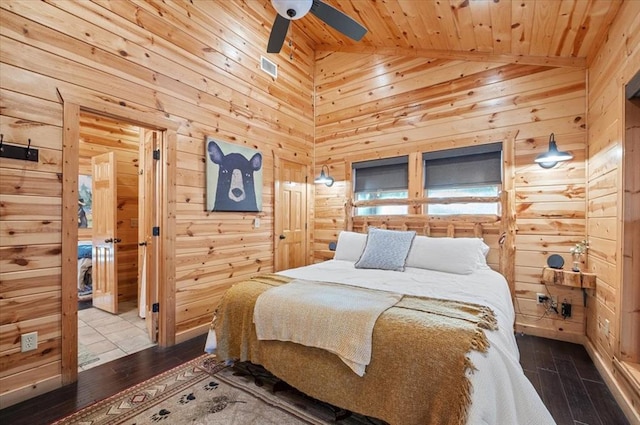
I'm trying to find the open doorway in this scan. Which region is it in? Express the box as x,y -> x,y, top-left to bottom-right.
60,92 -> 176,386
617,76 -> 640,383
76,112 -> 158,370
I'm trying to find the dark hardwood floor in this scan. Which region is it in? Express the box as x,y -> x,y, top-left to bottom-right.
0,334 -> 207,425
0,333 -> 631,425
516,334 -> 629,425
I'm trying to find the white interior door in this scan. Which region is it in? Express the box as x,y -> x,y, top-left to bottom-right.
91,152 -> 118,314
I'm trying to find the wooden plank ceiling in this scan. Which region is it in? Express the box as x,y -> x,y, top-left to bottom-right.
251,0 -> 622,67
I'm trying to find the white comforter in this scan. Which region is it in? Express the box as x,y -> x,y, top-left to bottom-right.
275,260 -> 556,425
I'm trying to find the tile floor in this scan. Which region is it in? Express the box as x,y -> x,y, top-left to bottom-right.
77,300 -> 155,371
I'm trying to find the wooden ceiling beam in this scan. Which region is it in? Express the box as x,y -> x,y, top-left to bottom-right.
313,44 -> 586,69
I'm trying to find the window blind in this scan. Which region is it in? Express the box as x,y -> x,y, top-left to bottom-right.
423,143 -> 502,189
353,156 -> 408,192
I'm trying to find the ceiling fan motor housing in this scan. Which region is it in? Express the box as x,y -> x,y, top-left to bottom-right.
267,0 -> 367,53
272,0 -> 312,20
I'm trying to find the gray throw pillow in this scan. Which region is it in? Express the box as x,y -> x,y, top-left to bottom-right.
355,228 -> 416,271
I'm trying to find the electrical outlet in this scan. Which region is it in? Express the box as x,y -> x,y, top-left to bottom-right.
537,293 -> 548,304
21,331 -> 38,352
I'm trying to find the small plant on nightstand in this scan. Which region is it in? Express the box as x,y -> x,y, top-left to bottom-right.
569,239 -> 589,272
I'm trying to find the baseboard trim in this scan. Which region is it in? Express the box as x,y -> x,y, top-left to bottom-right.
175,323 -> 209,345
0,375 -> 61,409
584,339 -> 640,425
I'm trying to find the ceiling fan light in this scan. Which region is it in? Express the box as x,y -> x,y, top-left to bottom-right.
272,0 -> 312,20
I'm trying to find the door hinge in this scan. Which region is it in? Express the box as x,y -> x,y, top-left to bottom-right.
153,149 -> 160,160
152,226 -> 160,236
152,303 -> 159,313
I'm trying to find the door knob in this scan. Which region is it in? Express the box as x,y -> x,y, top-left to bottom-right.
105,238 -> 113,243
114,238 -> 122,244
279,234 -> 286,240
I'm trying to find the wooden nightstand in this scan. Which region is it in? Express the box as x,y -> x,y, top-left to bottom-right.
541,267 -> 596,289
541,267 -> 596,307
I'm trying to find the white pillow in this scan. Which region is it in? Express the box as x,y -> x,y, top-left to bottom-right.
333,231 -> 367,262
355,228 -> 416,272
405,236 -> 490,275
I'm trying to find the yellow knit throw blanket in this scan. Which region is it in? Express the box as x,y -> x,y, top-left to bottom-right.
212,273 -> 498,425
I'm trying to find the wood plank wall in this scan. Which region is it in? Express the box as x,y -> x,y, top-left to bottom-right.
0,0 -> 637,416
79,113 -> 140,302
585,0 -> 640,419
0,0 -> 314,406
313,53 -> 588,341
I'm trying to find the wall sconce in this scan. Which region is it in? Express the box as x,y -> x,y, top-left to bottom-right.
314,165 -> 334,187
534,133 -> 573,169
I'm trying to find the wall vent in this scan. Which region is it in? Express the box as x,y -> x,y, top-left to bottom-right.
260,56 -> 277,79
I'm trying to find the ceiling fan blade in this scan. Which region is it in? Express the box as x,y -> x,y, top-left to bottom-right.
310,0 -> 367,41
267,14 -> 290,53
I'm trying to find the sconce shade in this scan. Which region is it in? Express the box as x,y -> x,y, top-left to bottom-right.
534,133 -> 573,169
314,165 -> 334,187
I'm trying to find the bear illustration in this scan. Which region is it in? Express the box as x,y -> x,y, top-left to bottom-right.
207,140 -> 262,212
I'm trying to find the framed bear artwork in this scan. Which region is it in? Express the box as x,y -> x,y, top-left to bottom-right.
205,137 -> 263,212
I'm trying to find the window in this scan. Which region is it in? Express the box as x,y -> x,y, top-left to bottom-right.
423,143 -> 502,215
353,156 -> 408,215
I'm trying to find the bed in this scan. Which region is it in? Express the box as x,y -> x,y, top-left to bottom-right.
206,228 -> 556,425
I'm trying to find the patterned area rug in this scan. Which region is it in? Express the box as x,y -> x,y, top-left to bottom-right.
52,354 -> 386,424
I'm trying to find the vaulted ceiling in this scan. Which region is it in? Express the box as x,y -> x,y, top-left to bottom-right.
255,0 -> 623,68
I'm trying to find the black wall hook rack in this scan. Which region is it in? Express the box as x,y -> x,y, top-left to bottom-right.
0,134 -> 39,162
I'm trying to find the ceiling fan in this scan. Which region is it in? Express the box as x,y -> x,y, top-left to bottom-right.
267,0 -> 367,53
